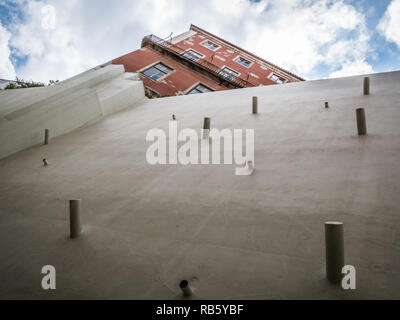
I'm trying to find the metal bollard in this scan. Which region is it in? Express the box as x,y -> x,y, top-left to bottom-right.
44,129 -> 50,145
325,102 -> 329,109
325,221 -> 344,284
356,108 -> 367,135
179,280 -> 193,297
69,199 -> 83,238
252,96 -> 258,114
363,77 -> 370,95
203,117 -> 211,139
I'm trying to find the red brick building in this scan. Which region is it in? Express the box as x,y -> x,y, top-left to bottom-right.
112,25 -> 304,98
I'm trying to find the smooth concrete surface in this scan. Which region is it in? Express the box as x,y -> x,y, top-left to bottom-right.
0,65 -> 145,159
0,71 -> 400,299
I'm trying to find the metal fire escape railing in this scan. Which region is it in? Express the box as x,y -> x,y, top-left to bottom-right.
142,34 -> 255,88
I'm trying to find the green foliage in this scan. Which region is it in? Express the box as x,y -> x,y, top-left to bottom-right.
1,77 -> 61,90
2,77 -> 45,90
4,82 -> 19,90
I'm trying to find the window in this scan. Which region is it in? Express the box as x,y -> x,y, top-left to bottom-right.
183,49 -> 204,62
201,40 -> 219,51
219,67 -> 239,81
142,63 -> 173,80
235,57 -> 251,68
269,73 -> 286,84
188,84 -> 213,94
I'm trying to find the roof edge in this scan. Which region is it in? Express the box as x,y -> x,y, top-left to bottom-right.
189,24 -> 305,81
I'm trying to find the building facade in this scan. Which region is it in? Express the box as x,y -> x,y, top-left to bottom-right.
111,25 -> 304,98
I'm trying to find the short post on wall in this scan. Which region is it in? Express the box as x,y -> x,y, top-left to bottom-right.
252,96 -> 258,114
44,129 -> 50,145
203,117 -> 211,139
356,108 -> 367,136
325,221 -> 345,284
69,199 -> 83,238
179,280 -> 193,297
363,77 -> 370,95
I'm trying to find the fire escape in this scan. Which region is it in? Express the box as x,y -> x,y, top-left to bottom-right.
141,35 -> 255,89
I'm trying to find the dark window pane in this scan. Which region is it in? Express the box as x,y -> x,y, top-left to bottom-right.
143,67 -> 157,77
151,71 -> 164,80
203,41 -> 218,50
183,50 -> 203,62
270,74 -> 285,84
187,84 -> 212,95
236,57 -> 251,67
199,85 -> 211,93
220,67 -> 239,80
142,63 -> 174,80
155,63 -> 172,74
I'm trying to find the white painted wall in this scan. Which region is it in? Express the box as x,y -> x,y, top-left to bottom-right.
0,65 -> 145,159
0,70 -> 399,299
171,30 -> 197,44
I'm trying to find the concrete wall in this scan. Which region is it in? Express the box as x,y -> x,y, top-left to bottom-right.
0,70 -> 399,299
0,65 -> 145,160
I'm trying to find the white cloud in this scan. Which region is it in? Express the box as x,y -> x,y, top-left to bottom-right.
241,0 -> 371,77
378,0 -> 400,48
329,59 -> 373,78
5,0 -> 373,82
9,0 -> 97,82
0,23 -> 16,79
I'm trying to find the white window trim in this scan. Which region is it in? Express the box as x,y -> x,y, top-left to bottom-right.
138,61 -> 175,82
219,65 -> 241,78
268,72 -> 287,84
183,48 -> 205,61
200,39 -> 221,51
185,82 -> 214,95
233,55 -> 253,68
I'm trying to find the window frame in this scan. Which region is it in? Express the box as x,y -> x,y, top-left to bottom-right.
200,39 -> 221,51
234,56 -> 252,68
186,83 -> 214,95
269,73 -> 286,84
219,66 -> 240,81
182,49 -> 205,62
141,62 -> 174,81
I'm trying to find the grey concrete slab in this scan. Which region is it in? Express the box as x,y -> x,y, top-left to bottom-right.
0,71 -> 400,299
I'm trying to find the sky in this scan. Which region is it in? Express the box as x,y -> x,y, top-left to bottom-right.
0,0 -> 399,82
